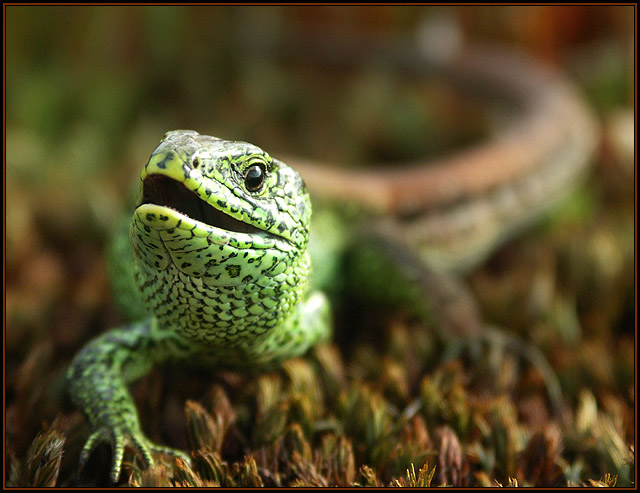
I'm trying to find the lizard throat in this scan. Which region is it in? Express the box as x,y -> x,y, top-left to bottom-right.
141,174 -> 263,235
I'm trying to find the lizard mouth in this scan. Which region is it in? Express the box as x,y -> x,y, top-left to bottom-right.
141,174 -> 263,235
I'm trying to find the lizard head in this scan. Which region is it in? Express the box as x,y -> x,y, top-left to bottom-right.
130,130 -> 312,346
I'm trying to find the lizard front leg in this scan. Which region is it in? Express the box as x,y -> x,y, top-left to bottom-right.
67,318 -> 193,482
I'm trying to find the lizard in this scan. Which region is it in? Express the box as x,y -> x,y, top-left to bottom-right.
67,41 -> 598,483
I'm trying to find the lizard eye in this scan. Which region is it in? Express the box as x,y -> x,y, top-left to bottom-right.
244,164 -> 265,192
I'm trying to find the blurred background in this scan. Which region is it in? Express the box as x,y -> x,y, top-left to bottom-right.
5,5 -> 635,487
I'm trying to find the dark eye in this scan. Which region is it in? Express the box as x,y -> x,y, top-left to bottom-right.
244,164 -> 265,192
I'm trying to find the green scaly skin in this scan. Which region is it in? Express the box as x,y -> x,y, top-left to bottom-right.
67,130 -> 331,482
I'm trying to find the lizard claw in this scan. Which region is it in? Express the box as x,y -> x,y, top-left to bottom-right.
78,426 -> 189,483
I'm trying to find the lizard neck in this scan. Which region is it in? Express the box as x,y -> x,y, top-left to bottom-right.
134,250 -> 311,349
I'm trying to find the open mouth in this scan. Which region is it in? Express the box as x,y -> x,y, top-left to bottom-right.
141,174 -> 263,235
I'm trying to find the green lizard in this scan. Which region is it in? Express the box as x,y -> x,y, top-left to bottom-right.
67,44 -> 597,483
